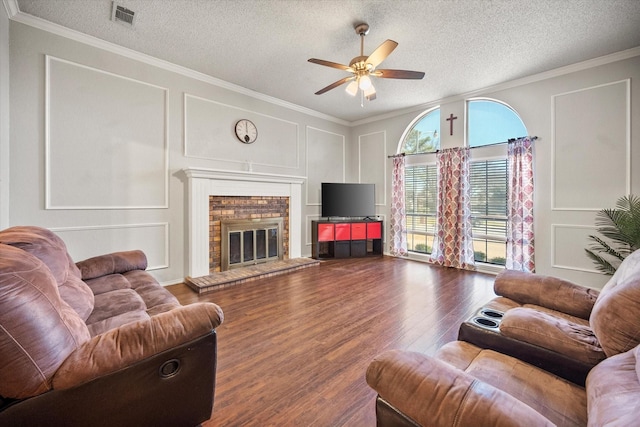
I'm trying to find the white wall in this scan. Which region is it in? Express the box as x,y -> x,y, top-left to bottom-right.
0,5 -> 9,229
353,53 -> 640,289
8,21 -> 350,284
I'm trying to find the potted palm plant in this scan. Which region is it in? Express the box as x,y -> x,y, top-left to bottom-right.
585,194 -> 640,274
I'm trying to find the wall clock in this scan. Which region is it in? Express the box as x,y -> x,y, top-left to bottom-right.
235,119 -> 258,144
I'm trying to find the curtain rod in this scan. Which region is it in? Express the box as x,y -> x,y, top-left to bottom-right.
470,135 -> 538,150
388,135 -> 538,158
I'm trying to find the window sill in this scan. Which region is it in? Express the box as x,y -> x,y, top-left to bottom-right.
401,252 -> 505,276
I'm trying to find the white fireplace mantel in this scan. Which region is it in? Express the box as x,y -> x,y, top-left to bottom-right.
183,167 -> 305,278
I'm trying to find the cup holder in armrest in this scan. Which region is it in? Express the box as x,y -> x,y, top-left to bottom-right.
468,308 -> 505,331
479,308 -> 504,320
472,317 -> 500,329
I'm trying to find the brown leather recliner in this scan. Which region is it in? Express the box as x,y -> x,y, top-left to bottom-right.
366,249 -> 640,426
0,226 -> 224,427
458,249 -> 640,385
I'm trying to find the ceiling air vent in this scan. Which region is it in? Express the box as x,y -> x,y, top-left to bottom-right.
111,2 -> 136,27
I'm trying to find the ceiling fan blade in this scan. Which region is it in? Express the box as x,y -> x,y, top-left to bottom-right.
373,69 -> 426,79
314,76 -> 354,95
366,39 -> 398,68
308,58 -> 354,72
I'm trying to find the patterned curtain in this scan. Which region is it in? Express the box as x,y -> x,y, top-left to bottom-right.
390,155 -> 408,256
430,148 -> 476,270
506,137 -> 535,272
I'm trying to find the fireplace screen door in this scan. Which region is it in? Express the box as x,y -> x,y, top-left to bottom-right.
221,218 -> 283,270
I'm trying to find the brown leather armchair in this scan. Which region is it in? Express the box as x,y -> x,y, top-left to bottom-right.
458,251 -> 640,385
367,249 -> 640,426
0,226 -> 224,426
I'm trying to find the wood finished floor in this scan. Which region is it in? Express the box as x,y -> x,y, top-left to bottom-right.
168,256 -> 497,427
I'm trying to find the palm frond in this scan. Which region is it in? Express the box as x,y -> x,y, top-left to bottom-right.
585,249 -> 617,274
585,194 -> 640,274
585,249 -> 618,275
586,235 -> 625,261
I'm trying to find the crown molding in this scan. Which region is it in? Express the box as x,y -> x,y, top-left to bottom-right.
2,0 -> 18,17
4,1 -> 350,127
352,45 -> 640,127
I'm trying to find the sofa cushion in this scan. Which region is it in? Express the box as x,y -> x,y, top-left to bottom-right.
125,270 -> 180,311
87,289 -> 147,325
87,310 -> 150,337
84,270 -> 179,336
499,307 -> 605,365
590,249 -> 640,357
84,268 -> 179,313
0,226 -> 94,321
436,341 -> 588,427
83,273 -> 132,295
586,344 -> 640,425
0,244 -> 90,399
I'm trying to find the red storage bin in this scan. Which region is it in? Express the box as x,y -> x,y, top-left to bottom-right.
351,223 -> 366,240
317,223 -> 334,241
367,222 -> 381,239
335,223 -> 351,240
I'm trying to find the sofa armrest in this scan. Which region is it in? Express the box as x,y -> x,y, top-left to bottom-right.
366,350 -> 554,427
494,270 -> 599,319
52,302 -> 223,390
499,307 -> 606,366
76,250 -> 148,280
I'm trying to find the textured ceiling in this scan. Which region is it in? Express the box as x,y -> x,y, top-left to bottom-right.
11,0 -> 640,123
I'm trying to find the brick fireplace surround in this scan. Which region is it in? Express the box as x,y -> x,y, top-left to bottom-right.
183,168 -> 304,279
209,196 -> 289,272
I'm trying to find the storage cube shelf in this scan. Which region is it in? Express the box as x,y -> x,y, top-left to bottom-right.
311,220 -> 383,259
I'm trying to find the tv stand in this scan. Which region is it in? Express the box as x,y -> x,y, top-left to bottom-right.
311,219 -> 383,259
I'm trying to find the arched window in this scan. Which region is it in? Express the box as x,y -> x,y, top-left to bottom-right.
402,99 -> 528,268
468,99 -> 526,147
399,108 -> 440,154
467,99 -> 527,266
399,108 -> 440,254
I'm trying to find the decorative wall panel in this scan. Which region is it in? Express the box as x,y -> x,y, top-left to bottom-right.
306,126 -> 345,205
184,94 -> 299,169
359,131 -> 386,206
52,223 -> 169,270
552,80 -> 630,210
552,224 -> 600,273
46,56 -> 168,209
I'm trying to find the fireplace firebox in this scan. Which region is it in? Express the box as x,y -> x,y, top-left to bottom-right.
220,218 -> 284,271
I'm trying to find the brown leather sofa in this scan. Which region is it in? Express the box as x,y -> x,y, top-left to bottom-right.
366,249 -> 640,426
0,226 -> 224,427
459,250 -> 640,385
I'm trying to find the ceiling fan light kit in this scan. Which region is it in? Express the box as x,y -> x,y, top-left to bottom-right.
308,22 -> 425,105
358,74 -> 373,90
345,80 -> 359,96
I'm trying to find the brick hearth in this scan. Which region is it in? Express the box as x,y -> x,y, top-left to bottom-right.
185,257 -> 320,294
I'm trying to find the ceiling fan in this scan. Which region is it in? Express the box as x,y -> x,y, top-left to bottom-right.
308,23 -> 425,102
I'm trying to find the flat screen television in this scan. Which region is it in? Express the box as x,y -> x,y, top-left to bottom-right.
321,183 -> 376,218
